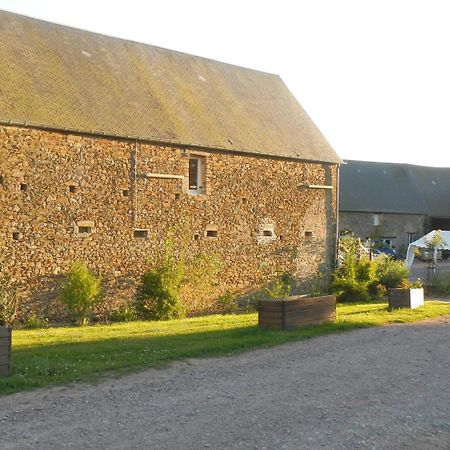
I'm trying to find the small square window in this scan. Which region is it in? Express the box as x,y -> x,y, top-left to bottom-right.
20,183 -> 28,192
12,232 -> 20,240
134,229 -> 149,239
305,231 -> 313,238
122,189 -> 129,197
69,185 -> 76,193
206,230 -> 218,238
75,221 -> 95,236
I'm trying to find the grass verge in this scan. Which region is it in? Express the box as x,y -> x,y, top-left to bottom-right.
1,300 -> 449,395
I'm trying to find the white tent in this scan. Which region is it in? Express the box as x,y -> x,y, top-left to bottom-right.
405,230 -> 450,267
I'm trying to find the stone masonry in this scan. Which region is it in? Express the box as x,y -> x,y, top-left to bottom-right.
0,125 -> 337,315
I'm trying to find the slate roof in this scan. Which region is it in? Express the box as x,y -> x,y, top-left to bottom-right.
0,10 -> 341,164
340,160 -> 450,218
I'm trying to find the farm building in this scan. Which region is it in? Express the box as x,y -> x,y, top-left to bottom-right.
339,160 -> 450,256
0,10 -> 341,313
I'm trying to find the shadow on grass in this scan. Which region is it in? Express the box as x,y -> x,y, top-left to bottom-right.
0,320 -> 375,396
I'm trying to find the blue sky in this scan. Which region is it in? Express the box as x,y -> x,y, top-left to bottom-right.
1,0 -> 449,166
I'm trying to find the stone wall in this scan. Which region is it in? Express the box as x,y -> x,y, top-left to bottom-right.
0,125 -> 337,315
339,211 -> 427,255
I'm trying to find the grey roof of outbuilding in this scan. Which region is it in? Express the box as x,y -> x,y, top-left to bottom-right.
340,160 -> 450,218
0,10 -> 341,164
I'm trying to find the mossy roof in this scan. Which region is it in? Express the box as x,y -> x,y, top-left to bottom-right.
0,10 -> 340,163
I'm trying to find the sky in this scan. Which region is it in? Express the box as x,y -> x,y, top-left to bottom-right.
1,0 -> 449,166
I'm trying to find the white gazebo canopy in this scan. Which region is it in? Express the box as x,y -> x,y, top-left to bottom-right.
406,230 -> 450,267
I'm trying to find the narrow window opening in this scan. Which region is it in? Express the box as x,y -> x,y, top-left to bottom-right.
20,183 -> 28,192
122,189 -> 129,197
12,232 -> 20,240
134,229 -> 149,239
188,156 -> 206,194
206,230 -> 218,238
189,157 -> 200,190
175,193 -> 181,200
69,185 -> 76,193
263,230 -> 274,237
0,175 -> 5,185
305,231 -> 313,238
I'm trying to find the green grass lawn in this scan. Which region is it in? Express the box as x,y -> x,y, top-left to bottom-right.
1,300 -> 450,395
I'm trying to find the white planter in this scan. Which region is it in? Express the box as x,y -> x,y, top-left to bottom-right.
388,288 -> 424,309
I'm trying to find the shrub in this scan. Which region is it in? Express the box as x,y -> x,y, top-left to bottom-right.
181,252 -> 221,313
332,236 -> 415,302
0,278 -> 19,327
60,261 -> 103,325
135,236 -> 185,321
217,291 -> 239,313
23,312 -> 49,329
332,236 -> 375,302
264,273 -> 294,299
331,277 -> 371,303
109,304 -> 138,322
375,256 -> 410,289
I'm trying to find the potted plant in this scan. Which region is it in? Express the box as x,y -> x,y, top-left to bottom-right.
388,278 -> 424,309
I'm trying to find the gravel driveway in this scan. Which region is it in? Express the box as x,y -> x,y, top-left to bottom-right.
1,316 -> 450,450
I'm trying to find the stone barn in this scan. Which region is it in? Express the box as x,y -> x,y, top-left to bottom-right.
0,11 -> 341,314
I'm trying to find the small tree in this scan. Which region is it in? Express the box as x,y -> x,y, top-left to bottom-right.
60,261 -> 102,325
425,229 -> 445,266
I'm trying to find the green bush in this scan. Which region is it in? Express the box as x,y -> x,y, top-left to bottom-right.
332,235 -> 412,303
217,291 -> 239,313
60,261 -> 103,325
135,236 -> 185,321
23,312 -> 49,329
264,273 -> 294,299
330,277 -> 371,303
0,278 -> 19,327
331,236 -> 410,302
375,256 -> 410,289
332,236 -> 376,302
109,304 -> 138,322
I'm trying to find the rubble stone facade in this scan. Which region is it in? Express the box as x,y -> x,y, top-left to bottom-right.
0,125 -> 337,313
339,211 -> 427,254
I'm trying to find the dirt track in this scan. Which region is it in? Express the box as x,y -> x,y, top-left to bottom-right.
1,316 -> 450,449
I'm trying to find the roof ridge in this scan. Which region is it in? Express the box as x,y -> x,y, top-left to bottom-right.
0,8 -> 279,78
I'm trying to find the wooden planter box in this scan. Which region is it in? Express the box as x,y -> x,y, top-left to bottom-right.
0,326 -> 12,377
388,288 -> 424,309
258,295 -> 336,330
